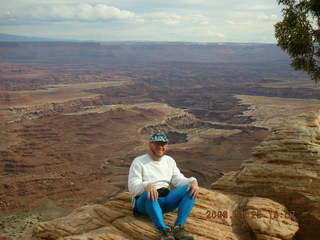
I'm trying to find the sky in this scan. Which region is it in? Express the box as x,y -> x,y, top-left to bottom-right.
0,0 -> 284,43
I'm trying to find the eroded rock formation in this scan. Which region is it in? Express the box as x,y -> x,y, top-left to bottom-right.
32,110 -> 320,240
212,110 -> 320,240
33,190 -> 298,240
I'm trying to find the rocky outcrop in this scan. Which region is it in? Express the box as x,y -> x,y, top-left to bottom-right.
33,190 -> 298,240
32,110 -> 320,240
211,110 -> 320,240
6,95 -> 105,123
139,111 -> 198,144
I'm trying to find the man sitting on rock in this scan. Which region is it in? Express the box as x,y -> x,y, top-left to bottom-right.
128,133 -> 199,240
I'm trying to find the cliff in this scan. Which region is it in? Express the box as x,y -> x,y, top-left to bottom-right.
32,110 -> 320,240
211,110 -> 320,239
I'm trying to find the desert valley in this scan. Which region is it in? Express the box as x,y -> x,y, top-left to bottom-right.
0,42 -> 319,240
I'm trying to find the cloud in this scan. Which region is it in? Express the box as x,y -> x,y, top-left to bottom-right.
245,4 -> 275,11
2,3 -> 138,22
226,20 -> 236,26
187,14 -> 210,25
142,12 -> 209,25
204,30 -> 226,38
144,12 -> 182,25
173,0 -> 206,4
1,3 -> 210,26
257,14 -> 278,21
0,10 -> 12,18
0,0 -> 282,43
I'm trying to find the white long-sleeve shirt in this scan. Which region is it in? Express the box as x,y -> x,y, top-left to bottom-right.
128,153 -> 197,207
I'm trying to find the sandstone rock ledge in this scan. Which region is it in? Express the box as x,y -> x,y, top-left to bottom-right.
211,110 -> 320,240
33,189 -> 298,240
33,110 -> 320,240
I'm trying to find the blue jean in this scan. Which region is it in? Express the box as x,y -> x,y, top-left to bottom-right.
134,185 -> 195,230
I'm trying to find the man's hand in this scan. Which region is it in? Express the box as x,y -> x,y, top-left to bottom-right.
187,180 -> 199,199
146,184 -> 158,201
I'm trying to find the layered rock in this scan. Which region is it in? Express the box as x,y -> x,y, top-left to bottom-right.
33,189 -> 298,240
32,110 -> 320,240
7,95 -> 105,123
212,110 -> 320,239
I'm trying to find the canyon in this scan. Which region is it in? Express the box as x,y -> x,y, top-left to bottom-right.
0,42 -> 319,240
32,110 -> 320,240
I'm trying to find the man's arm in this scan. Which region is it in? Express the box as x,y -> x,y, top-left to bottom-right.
128,159 -> 159,201
128,159 -> 149,197
171,159 -> 196,186
171,160 -> 199,198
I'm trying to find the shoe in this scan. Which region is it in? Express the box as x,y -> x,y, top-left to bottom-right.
159,227 -> 175,240
172,225 -> 194,240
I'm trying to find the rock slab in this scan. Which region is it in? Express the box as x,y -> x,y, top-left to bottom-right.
212,110 -> 320,239
33,189 -> 298,240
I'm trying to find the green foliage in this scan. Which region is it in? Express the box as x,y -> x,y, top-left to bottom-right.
275,0 -> 320,81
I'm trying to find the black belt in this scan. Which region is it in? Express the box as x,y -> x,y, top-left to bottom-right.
157,187 -> 170,197
135,187 -> 170,200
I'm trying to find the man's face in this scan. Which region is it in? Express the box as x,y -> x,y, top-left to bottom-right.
149,141 -> 168,158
